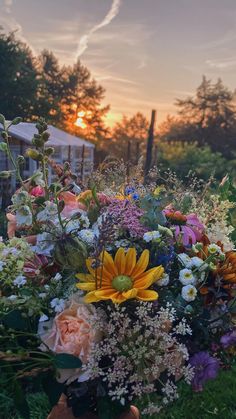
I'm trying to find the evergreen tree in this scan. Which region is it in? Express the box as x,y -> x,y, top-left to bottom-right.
0,30 -> 38,120
160,76 -> 236,157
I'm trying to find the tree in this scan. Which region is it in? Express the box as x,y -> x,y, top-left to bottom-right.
106,112 -> 149,163
0,30 -> 38,120
159,76 -> 236,157
0,31 -> 109,144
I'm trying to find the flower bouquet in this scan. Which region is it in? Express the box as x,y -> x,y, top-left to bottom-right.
0,115 -> 236,418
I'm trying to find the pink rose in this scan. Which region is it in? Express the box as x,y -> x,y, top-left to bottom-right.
39,302 -> 101,383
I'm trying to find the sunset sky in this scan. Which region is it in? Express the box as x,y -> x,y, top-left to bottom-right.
1,0 -> 236,126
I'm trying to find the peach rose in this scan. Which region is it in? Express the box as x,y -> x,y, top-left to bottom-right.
39,302 -> 101,383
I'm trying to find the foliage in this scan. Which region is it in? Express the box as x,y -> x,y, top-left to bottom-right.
0,32 -> 109,142
159,76 -> 236,158
0,30 -> 38,120
157,142 -> 236,180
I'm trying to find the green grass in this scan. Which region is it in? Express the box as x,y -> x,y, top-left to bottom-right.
156,365 -> 236,419
7,366 -> 236,418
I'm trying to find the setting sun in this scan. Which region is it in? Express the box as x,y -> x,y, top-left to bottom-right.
75,110 -> 87,129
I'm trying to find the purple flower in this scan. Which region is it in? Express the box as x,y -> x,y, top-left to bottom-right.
105,199 -> 147,238
220,330 -> 236,349
189,351 -> 220,392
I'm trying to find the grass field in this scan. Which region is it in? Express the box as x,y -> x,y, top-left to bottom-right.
8,365 -> 236,419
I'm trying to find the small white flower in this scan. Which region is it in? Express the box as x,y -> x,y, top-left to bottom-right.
80,214 -> 90,228
16,205 -> 32,226
38,292 -> 47,299
208,243 -> 222,254
8,294 -> 17,301
181,285 -> 197,302
179,269 -> 196,285
79,229 -> 95,245
143,231 -> 161,242
50,298 -> 65,313
13,275 -> 27,287
157,273 -> 169,286
0,261 -> 6,271
178,253 -> 192,267
37,201 -> 58,222
189,256 -> 208,271
53,273 -> 62,281
39,313 -> 49,322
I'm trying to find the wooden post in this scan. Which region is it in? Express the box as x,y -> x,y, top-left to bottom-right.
144,109 -> 156,183
81,145 -> 85,180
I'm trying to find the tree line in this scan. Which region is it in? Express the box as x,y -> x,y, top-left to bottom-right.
1,30 -> 236,179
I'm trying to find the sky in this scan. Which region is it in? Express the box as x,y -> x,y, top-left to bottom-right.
1,0 -> 236,127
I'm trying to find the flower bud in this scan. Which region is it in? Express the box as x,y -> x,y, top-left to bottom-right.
0,142 -> 7,152
42,131 -> 50,142
0,170 -> 11,178
17,155 -> 25,165
54,236 -> 87,270
11,117 -> 23,125
44,147 -> 54,156
26,148 -> 43,161
1,131 -> 8,140
32,137 -> 44,148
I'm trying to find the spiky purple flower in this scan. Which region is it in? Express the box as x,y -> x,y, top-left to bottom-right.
189,351 -> 219,392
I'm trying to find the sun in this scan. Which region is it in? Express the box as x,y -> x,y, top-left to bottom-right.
75,110 -> 87,129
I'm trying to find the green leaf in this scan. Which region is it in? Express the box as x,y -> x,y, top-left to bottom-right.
42,375 -> 65,407
53,353 -> 82,369
14,381 -> 30,419
2,309 -> 29,331
11,117 -> 23,125
0,114 -> 5,125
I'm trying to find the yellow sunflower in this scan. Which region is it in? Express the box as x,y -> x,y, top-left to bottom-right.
76,247 -> 164,304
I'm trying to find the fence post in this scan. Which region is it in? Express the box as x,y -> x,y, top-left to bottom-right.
81,145 -> 85,180
144,109 -> 156,183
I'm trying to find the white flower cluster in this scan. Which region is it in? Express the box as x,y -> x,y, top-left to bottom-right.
177,252 -> 211,302
83,303 -> 191,409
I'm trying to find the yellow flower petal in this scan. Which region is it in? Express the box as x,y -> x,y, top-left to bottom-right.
76,282 -> 96,291
125,248 -> 137,276
122,288 -> 138,300
84,291 -> 99,303
114,248 -> 126,274
153,266 -> 165,281
102,251 -> 118,277
131,249 -> 149,278
86,259 -> 96,276
134,266 -> 163,289
75,273 -> 94,282
136,289 -> 158,301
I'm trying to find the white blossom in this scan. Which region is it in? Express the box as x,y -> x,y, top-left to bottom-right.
50,298 -> 65,313
179,268 -> 196,285
13,274 -> 27,287
181,284 -> 197,302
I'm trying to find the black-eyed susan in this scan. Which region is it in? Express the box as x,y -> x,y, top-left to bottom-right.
76,248 -> 164,304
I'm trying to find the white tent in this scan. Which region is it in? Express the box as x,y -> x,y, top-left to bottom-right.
0,122 -> 94,190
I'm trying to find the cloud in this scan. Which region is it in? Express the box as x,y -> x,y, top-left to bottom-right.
3,0 -> 12,13
206,57 -> 236,69
76,0 -> 121,58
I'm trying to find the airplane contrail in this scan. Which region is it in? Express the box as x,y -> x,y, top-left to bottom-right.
77,0 -> 121,58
